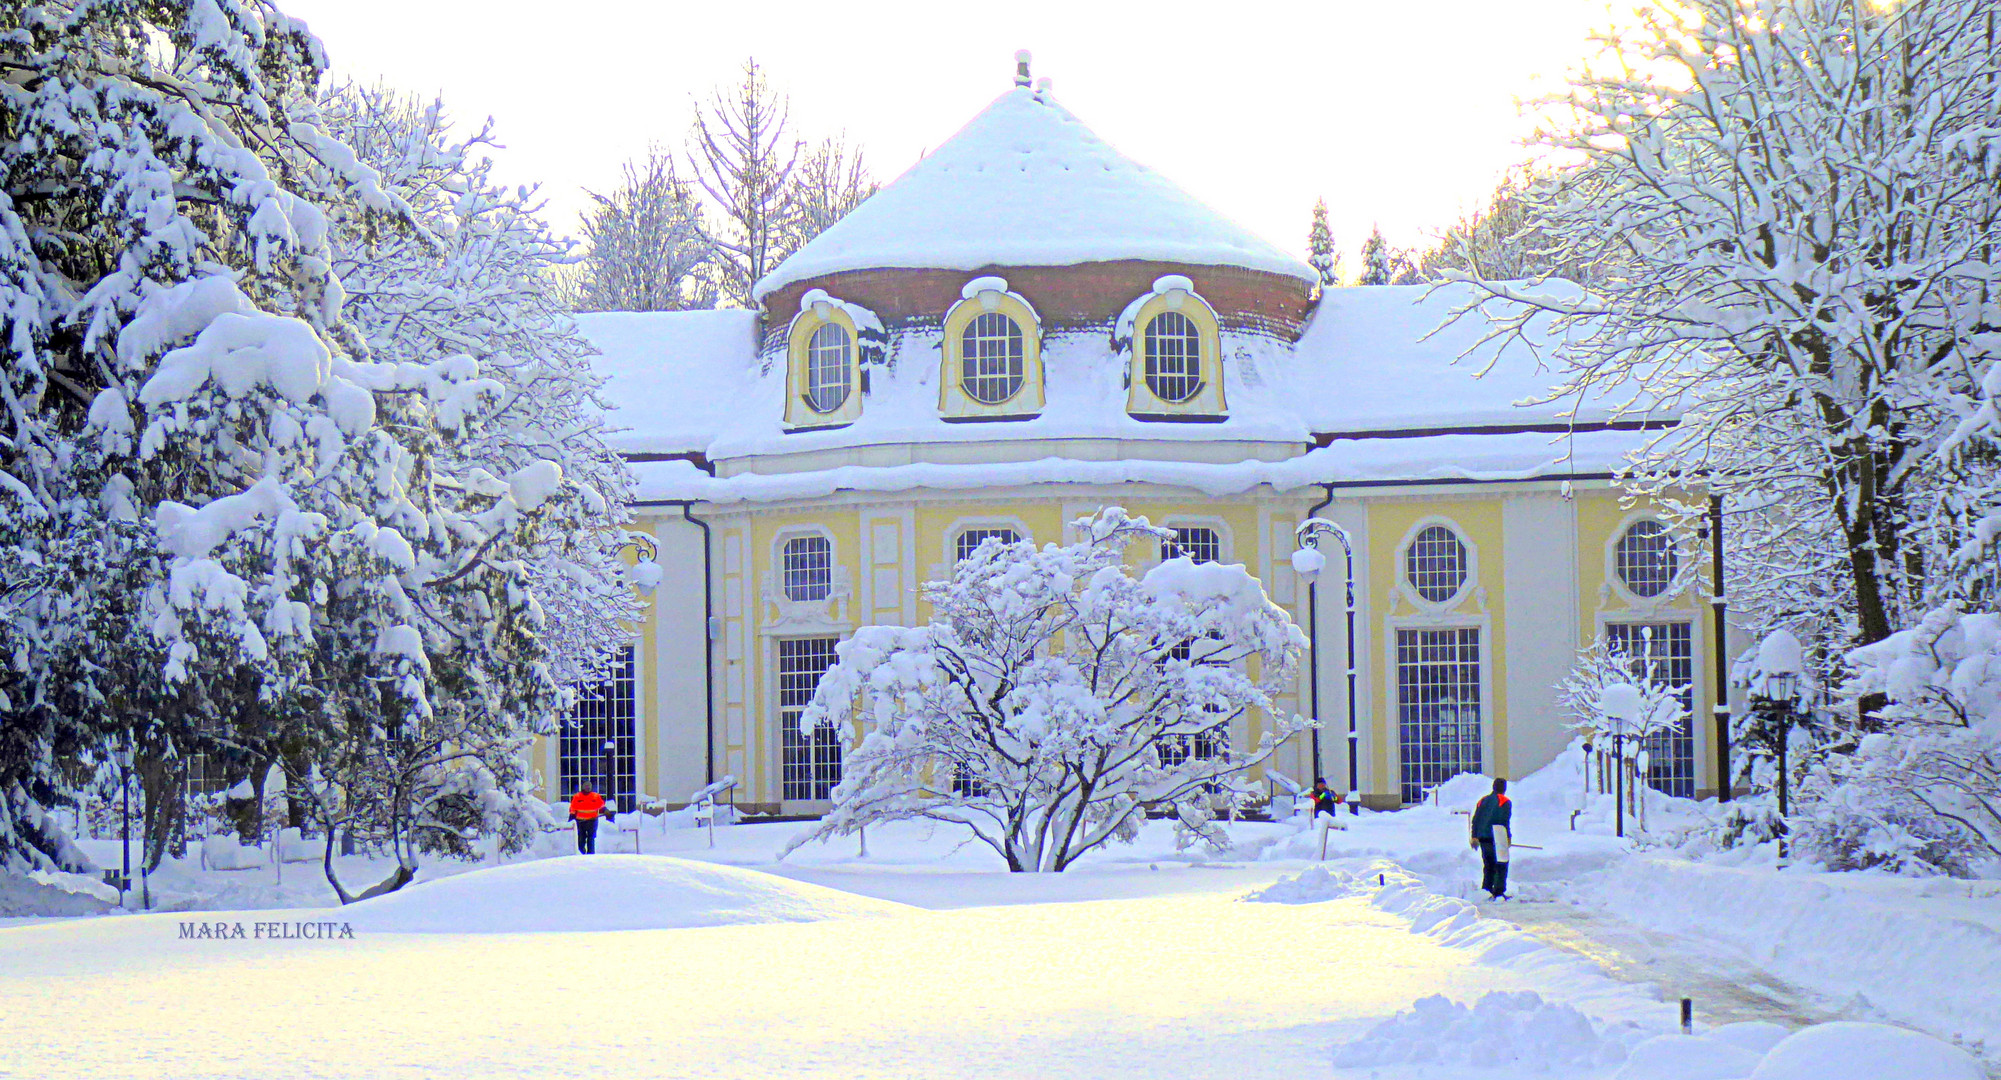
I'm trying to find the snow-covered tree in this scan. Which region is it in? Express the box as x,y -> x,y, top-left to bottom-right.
1441,0 -> 2001,650
1412,169 -> 1621,286
783,135 -> 875,254
690,59 -> 801,308
1557,637 -> 1686,802
320,83 -> 645,686
1357,226 -> 1413,286
1307,198 -> 1342,288
783,509 -> 1309,872
565,146 -> 713,313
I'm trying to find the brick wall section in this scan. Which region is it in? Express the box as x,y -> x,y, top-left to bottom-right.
760,262 -> 1316,351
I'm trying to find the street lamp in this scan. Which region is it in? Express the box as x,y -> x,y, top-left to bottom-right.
601,738 -> 618,816
113,738 -> 132,911
1292,519 -> 1360,813
1762,669 -> 1800,821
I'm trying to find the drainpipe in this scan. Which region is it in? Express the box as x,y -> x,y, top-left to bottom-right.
679,503 -> 718,787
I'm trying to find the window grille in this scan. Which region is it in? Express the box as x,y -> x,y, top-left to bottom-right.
954,527 -> 1021,564
1604,622 -> 1697,798
1396,628 -> 1482,804
960,312 -> 1024,404
1615,520 -> 1679,598
950,763 -> 987,798
1143,311 -> 1204,403
560,644 -> 638,813
1404,525 -> 1468,603
781,535 -> 833,602
779,637 -> 844,801
805,322 -> 852,413
183,752 -> 230,801
1164,526 -> 1222,564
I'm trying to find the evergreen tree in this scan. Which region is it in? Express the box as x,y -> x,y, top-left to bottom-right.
1307,198 -> 1342,288
1358,226 -> 1412,286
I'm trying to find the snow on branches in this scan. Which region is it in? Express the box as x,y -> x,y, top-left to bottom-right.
784,509 -> 1308,872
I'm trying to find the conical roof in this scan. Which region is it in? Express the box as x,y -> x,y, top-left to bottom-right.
753,87 -> 1317,302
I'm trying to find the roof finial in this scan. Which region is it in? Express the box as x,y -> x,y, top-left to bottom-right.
1014,49 -> 1032,88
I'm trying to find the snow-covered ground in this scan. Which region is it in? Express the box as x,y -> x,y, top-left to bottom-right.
3,769 -> 1995,1079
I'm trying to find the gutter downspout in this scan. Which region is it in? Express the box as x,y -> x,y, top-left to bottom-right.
677,503 -> 718,787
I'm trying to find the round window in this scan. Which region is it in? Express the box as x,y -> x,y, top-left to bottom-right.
805,322 -> 852,413
1143,311 -> 1203,403
1615,520 -> 1678,598
960,312 -> 1024,404
1404,525 -> 1468,603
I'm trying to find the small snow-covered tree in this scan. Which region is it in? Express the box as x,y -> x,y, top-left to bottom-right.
1307,198 -> 1342,288
690,59 -> 801,308
784,509 -> 1308,872
1357,226 -> 1414,286
1557,637 -> 1685,800
566,146 -> 713,313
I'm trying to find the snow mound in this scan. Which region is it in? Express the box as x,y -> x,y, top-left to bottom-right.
1746,1022 -> 1984,1080
1334,991 -> 1645,1070
1243,864 -> 1352,904
1612,1032 -> 1764,1080
341,855 -> 915,933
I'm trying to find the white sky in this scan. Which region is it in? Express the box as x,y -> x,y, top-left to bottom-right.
282,0 -> 1619,265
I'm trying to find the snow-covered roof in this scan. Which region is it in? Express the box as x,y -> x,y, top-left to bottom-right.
752,88 -> 1318,301
579,309 -> 759,458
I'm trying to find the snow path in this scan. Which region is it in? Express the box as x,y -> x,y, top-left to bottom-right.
0,863 -> 1667,1080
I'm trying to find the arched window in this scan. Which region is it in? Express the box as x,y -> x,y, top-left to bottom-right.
804,323 -> 852,414
954,527 -> 1020,563
1404,525 -> 1468,603
781,535 -> 833,601
1615,520 -> 1678,598
960,313 -> 1025,404
1143,311 -> 1204,403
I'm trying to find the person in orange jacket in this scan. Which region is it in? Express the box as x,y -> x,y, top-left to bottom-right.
568,785 -> 611,854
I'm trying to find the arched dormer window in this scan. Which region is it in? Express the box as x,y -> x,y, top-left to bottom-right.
785,290 -> 879,430
1121,276 -> 1226,421
940,276 -> 1043,421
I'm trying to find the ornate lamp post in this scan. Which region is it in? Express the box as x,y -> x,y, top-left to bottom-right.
1292,519 -> 1360,813
114,737 -> 132,910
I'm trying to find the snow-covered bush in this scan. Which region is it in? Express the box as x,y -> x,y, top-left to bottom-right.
1799,607 -> 2001,874
784,509 -> 1308,872
1556,638 -> 1683,804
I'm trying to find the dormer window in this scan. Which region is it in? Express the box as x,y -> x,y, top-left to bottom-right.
805,323 -> 853,413
785,289 -> 879,431
940,276 -> 1044,421
1144,312 -> 1203,403
961,312 -> 1025,404
1121,276 -> 1227,422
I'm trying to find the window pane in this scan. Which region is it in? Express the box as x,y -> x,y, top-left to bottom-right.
954,527 -> 1021,563
959,312 -> 1024,404
560,644 -> 638,813
1615,520 -> 1679,598
1164,526 -> 1221,564
1604,622 -> 1696,798
805,323 -> 852,414
779,637 -> 843,801
1397,628 -> 1482,804
782,536 -> 832,601
1143,311 -> 1204,403
1404,525 -> 1468,603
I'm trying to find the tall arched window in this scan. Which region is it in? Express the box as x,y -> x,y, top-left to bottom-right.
1143,311 -> 1204,403
960,313 -> 1025,404
805,323 -> 852,414
781,535 -> 833,601
1404,525 -> 1468,603
1615,520 -> 1678,598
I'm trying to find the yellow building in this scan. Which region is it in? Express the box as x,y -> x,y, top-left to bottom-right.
564,70 -> 1743,815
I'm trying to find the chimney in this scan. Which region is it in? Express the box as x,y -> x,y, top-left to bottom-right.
1014,49 -> 1032,88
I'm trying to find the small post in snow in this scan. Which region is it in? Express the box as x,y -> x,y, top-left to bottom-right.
1680,998 -> 1693,1034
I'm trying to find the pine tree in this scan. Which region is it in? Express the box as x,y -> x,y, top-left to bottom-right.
1358,226 -> 1411,286
1307,198 -> 1341,288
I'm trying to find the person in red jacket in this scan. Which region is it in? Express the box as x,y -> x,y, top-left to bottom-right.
568,785 -> 609,855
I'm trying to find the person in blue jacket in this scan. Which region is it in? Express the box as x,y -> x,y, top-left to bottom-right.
1469,778 -> 1513,899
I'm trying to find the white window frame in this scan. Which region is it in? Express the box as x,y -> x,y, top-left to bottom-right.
778,530 -> 836,603
1395,517 -> 1477,609
1607,512 -> 1685,605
